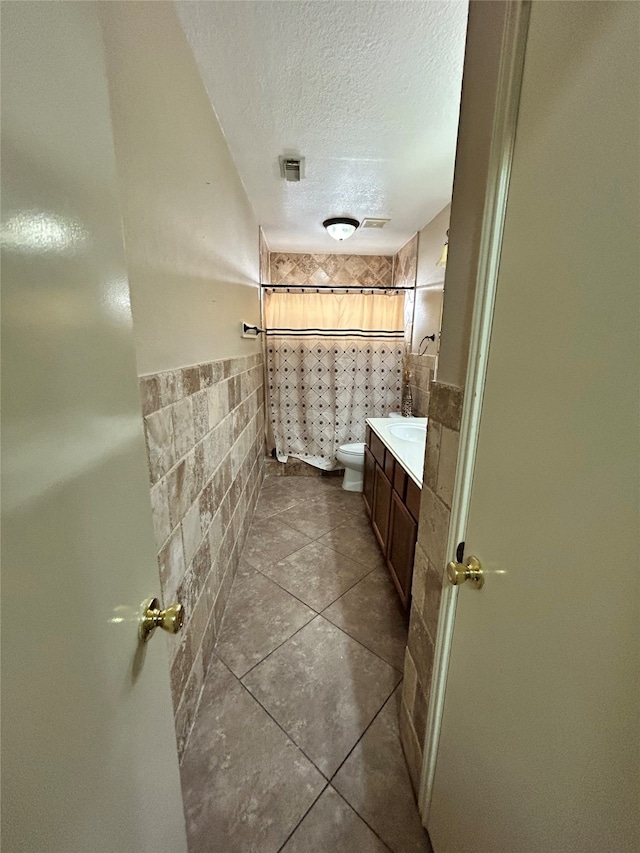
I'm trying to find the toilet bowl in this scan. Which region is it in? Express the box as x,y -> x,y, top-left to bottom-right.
336,442 -> 366,492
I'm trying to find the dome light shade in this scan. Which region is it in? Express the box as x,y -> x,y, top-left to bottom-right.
323,217 -> 360,241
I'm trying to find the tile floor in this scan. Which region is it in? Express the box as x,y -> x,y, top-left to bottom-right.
180,474 -> 431,853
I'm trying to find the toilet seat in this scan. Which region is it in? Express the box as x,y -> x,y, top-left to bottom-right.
338,442 -> 365,456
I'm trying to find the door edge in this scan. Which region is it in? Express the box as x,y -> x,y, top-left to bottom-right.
417,0 -> 532,827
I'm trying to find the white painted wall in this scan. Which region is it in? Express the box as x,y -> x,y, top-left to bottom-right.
100,2 -> 261,376
412,204 -> 450,353
437,1 -> 509,388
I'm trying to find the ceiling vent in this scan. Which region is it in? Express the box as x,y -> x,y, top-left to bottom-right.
279,156 -> 305,182
361,218 -> 390,229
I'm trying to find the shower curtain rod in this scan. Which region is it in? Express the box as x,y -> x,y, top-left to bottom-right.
266,327 -> 404,338
261,284 -> 413,292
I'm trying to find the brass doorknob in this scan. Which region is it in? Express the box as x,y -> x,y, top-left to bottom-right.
139,598 -> 184,642
446,555 -> 484,589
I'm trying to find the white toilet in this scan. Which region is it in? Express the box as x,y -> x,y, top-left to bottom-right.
336,442 -> 366,491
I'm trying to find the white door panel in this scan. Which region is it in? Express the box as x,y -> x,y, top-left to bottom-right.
429,2 -> 639,851
1,3 -> 187,850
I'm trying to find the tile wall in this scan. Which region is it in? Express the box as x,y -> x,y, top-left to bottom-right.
393,234 -> 418,349
393,234 -> 418,289
259,227 -> 270,284
269,252 -> 394,287
399,380 -> 464,792
405,352 -> 437,418
139,353 -> 265,757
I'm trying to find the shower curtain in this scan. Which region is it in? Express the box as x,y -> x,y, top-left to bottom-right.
264,289 -> 405,469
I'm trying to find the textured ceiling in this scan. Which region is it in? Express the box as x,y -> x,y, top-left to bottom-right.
177,1 -> 468,255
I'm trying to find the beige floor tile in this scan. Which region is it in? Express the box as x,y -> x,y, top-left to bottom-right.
216,562 -> 316,678
281,786 -> 388,853
242,617 -> 401,777
185,475 -> 426,851
242,517 -> 311,572
260,540 -> 372,611
323,570 -> 408,670
312,486 -> 366,517
274,495 -> 353,539
332,688 -> 431,853
181,657 -> 325,853
253,487 -> 301,522
261,475 -> 329,503
318,512 -> 387,571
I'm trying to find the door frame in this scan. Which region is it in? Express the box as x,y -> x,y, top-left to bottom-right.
418,0 -> 531,823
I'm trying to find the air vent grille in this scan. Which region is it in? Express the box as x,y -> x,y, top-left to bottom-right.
361,218 -> 390,229
279,156 -> 305,182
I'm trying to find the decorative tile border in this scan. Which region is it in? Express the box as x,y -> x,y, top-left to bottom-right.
399,380 -> 464,791
139,352 -> 265,758
393,234 -> 418,289
268,252 -> 393,287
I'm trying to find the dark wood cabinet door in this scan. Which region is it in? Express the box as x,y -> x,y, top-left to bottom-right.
369,430 -> 386,467
372,465 -> 392,555
387,491 -> 418,609
363,446 -> 375,518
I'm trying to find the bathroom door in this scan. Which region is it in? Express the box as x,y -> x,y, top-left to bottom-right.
1,3 -> 187,851
427,2 -> 639,851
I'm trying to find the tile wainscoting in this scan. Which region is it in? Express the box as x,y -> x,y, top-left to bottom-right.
400,381 -> 464,792
405,353 -> 437,418
139,353 -> 265,757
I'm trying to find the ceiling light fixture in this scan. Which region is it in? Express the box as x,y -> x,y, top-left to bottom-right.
323,217 -> 360,241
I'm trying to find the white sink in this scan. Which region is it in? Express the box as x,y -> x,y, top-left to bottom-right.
387,423 -> 427,443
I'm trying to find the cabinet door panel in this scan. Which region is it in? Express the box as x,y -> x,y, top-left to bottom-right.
372,466 -> 392,554
384,449 -> 395,482
370,431 -> 386,468
388,492 -> 417,609
393,464 -> 407,499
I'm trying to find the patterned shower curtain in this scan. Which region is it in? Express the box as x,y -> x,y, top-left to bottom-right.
264,289 -> 405,469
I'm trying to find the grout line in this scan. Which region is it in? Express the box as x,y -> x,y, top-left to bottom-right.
319,612 -> 407,675
246,560 -> 320,611
328,787 -> 395,853
236,611 -> 401,782
218,652 -> 332,784
234,610 -> 318,680
248,555 -> 375,618
328,684 -> 401,785
309,567 -> 377,614
275,783 -> 329,852
240,493 -> 396,649
201,631 -> 403,852
313,520 -> 391,570
186,477 -> 418,851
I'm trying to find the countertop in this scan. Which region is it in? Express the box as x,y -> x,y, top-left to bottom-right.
366,417 -> 428,488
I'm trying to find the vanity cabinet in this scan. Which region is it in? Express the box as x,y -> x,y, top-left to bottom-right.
363,425 -> 421,610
